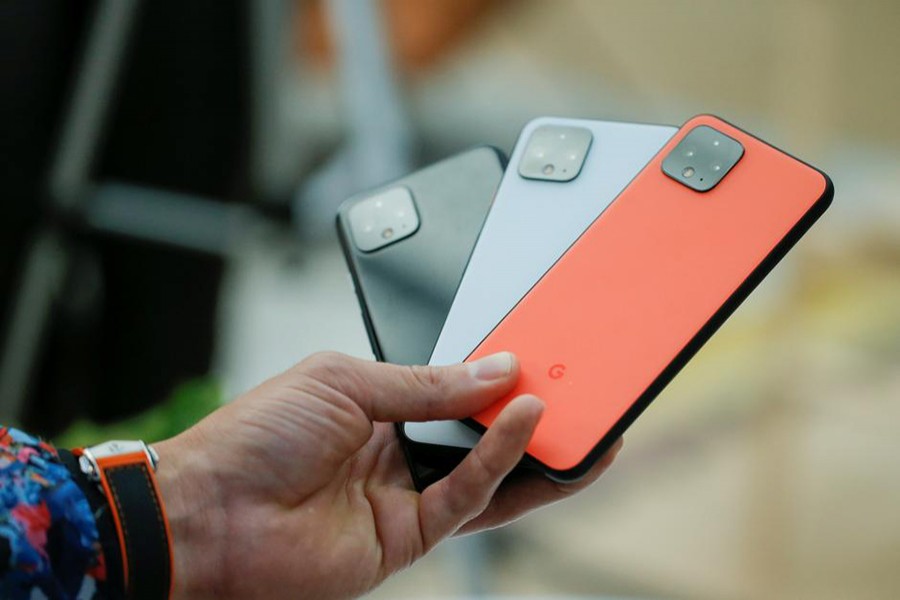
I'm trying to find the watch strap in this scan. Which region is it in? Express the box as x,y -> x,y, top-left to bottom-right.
88,448 -> 174,600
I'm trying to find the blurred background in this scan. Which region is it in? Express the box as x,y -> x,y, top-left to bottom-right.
2,0 -> 899,598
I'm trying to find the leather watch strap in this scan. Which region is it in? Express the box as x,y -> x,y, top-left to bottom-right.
80,444 -> 174,600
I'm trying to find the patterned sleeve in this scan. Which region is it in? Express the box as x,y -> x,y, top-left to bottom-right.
0,426 -> 107,600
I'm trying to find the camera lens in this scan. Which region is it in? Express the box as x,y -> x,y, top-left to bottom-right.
517,124 -> 592,182
662,125 -> 745,192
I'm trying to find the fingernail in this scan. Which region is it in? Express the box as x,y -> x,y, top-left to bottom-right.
468,352 -> 514,381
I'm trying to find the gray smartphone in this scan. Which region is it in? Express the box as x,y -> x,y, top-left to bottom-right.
336,146 -> 506,488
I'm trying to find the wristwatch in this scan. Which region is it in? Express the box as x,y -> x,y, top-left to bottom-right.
78,441 -> 173,600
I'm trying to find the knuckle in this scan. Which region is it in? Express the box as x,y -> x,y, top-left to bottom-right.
297,351 -> 348,380
407,364 -> 445,389
470,443 -> 504,484
437,479 -> 468,516
441,476 -> 482,527
404,365 -> 449,418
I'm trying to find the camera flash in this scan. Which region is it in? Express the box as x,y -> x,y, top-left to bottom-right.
543,164 -> 555,175
381,227 -> 394,239
682,167 -> 695,178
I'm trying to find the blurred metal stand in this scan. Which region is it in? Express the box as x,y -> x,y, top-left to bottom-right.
0,0 -> 255,422
84,184 -> 252,256
0,0 -> 141,421
249,0 -> 296,203
293,0 -> 415,239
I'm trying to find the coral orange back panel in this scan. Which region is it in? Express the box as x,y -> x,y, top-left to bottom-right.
467,115 -> 831,477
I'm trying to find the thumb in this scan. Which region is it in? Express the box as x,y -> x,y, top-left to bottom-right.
294,351 -> 519,423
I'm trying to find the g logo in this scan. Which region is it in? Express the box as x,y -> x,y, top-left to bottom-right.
548,364 -> 566,379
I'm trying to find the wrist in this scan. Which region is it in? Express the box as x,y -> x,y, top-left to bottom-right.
154,434 -> 227,599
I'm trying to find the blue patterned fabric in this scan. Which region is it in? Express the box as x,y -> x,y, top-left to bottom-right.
0,426 -> 105,599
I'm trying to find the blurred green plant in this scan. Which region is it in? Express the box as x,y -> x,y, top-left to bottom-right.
55,378 -> 222,448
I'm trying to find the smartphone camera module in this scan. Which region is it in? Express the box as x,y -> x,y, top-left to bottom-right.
661,125 -> 744,192
348,186 -> 420,252
518,125 -> 592,182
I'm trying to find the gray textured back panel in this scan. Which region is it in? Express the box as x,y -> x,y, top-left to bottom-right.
338,146 -> 505,366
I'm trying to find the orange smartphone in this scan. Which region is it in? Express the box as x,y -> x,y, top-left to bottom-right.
465,115 -> 834,481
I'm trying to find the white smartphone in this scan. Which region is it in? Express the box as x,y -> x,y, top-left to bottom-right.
402,117 -> 677,450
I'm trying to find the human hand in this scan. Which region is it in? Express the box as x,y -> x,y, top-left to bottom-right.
153,352 -> 622,599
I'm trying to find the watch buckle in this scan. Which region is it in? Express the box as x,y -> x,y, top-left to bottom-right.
79,440 -> 159,481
